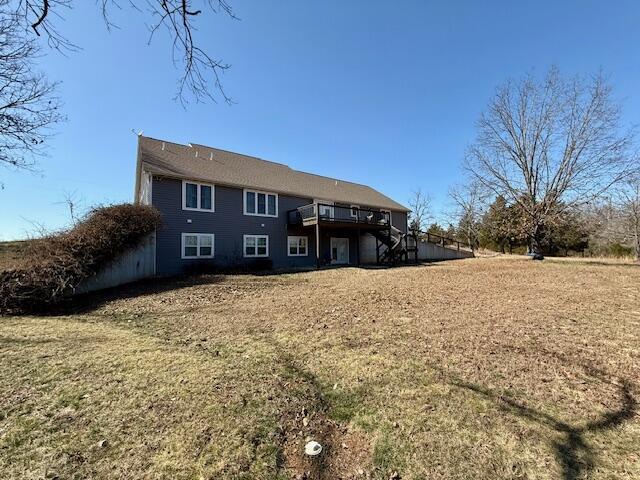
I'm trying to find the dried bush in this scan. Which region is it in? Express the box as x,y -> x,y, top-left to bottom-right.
0,204 -> 162,315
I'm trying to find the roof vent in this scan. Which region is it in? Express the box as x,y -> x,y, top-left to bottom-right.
195,150 -> 199,158
335,180 -> 338,186
161,142 -> 165,151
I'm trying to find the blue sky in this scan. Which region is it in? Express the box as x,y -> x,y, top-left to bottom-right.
1,0 -> 639,240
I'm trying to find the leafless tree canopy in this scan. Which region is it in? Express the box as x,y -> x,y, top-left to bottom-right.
407,188 -> 432,232
15,0 -> 237,105
0,0 -> 63,173
465,67 -> 635,252
596,170 -> 640,260
449,181 -> 487,250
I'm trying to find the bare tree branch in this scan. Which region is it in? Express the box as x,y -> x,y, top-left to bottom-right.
0,0 -> 64,178
407,188 -> 432,232
15,0 -> 238,104
448,181 -> 488,251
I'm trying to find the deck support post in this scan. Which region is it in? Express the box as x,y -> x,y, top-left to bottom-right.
315,221 -> 320,269
356,228 -> 361,267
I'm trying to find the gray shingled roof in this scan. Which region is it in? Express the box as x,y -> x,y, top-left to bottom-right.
135,136 -> 409,211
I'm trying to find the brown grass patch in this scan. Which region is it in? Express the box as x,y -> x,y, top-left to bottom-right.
1,257 -> 639,479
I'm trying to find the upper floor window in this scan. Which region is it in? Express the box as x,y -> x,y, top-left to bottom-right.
183,181 -> 214,212
244,189 -> 277,217
350,205 -> 359,218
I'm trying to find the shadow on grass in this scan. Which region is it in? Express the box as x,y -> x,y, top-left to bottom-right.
51,274 -> 229,316
450,364 -> 636,480
51,262 -> 434,316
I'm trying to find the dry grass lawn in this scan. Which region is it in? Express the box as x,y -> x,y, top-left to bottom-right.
1,257 -> 639,479
0,241 -> 30,270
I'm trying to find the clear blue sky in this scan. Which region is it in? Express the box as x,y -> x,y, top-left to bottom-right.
1,0 -> 639,240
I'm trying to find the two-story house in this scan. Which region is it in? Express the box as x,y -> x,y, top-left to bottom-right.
134,136 -> 410,274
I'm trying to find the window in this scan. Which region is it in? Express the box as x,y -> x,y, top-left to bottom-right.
244,235 -> 269,257
244,189 -> 278,217
350,205 -> 359,218
181,233 -> 215,259
381,209 -> 392,225
287,236 -> 308,256
315,200 -> 334,218
182,181 -> 215,211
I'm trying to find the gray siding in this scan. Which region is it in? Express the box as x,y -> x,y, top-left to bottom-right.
152,177 -> 317,275
151,176 -> 409,274
391,211 -> 408,233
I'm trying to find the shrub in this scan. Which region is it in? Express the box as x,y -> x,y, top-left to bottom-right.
608,243 -> 634,258
0,204 -> 162,315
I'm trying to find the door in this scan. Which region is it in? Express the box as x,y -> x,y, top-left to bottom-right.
330,237 -> 349,264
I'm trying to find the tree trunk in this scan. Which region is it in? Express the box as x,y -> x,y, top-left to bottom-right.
529,223 -> 544,260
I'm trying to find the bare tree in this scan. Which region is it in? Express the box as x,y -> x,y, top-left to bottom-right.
449,181 -> 487,251
407,188 -> 432,232
465,68 -> 635,256
14,0 -> 238,105
0,1 -> 63,175
619,171 -> 640,261
55,189 -> 85,225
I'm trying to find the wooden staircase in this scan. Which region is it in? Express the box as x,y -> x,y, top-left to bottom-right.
372,226 -> 413,265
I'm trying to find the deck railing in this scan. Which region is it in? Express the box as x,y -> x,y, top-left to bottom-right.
407,230 -> 471,252
287,203 -> 390,227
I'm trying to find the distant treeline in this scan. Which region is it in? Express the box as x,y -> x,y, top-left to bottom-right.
419,195 -> 637,258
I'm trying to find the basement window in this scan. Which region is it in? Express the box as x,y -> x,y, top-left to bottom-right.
287,236 -> 308,256
244,235 -> 269,257
182,233 -> 215,259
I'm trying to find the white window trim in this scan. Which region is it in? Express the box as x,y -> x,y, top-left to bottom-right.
243,189 -> 278,217
182,180 -> 215,212
287,235 -> 309,257
243,234 -> 270,258
350,205 -> 359,218
181,233 -> 215,259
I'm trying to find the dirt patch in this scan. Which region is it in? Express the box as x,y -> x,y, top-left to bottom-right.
281,411 -> 373,480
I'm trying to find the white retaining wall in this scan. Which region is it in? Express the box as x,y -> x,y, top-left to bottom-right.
415,239 -> 474,260
75,234 -> 156,294
359,233 -> 473,263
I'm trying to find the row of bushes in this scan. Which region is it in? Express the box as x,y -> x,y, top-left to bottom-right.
0,204 -> 162,315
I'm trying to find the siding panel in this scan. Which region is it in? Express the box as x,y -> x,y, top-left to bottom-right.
153,177 -> 318,275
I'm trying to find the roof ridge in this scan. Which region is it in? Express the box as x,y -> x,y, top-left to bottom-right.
189,141 -> 375,189
139,135 -> 409,211
189,143 -> 291,169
